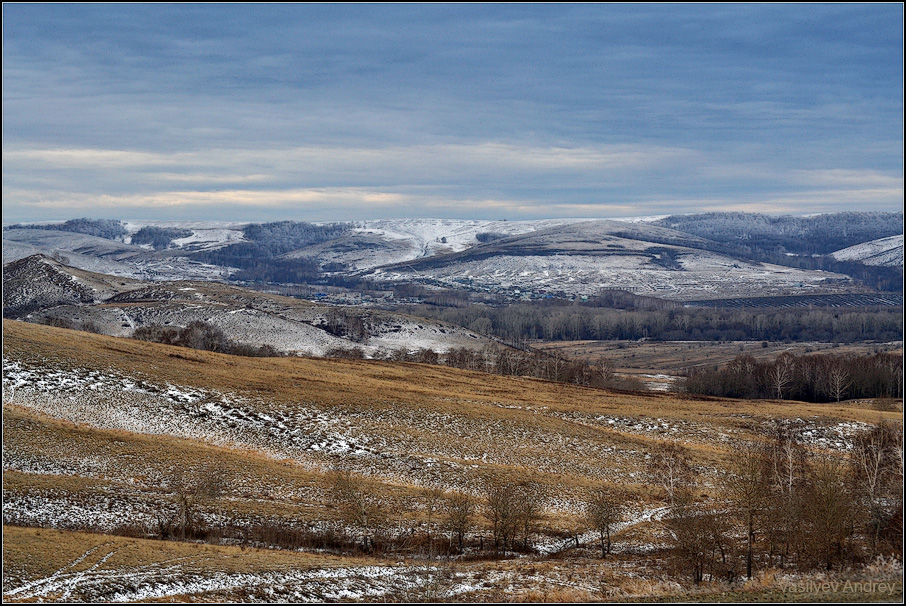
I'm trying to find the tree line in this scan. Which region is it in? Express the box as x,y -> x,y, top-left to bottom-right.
681,352 -> 903,402
5,218 -> 127,240
653,211 -> 903,256
191,220 -> 346,280
650,212 -> 904,291
130,226 -> 193,250
401,301 -> 903,343
325,345 -> 643,391
132,321 -> 280,357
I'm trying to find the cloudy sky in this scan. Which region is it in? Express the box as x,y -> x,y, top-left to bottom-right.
2,3 -> 903,224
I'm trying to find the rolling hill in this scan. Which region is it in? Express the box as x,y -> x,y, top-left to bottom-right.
6,214 -> 896,301
3,320 -> 901,601
1,255 -> 494,357
832,234 -> 904,267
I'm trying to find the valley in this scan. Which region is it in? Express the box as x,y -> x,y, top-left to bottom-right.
3,320 -> 903,601
2,211 -> 903,602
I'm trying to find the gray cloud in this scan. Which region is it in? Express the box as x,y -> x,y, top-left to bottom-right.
2,4 -> 902,222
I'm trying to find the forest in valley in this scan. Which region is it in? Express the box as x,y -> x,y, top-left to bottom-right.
396,298 -> 903,344
682,351 -> 903,402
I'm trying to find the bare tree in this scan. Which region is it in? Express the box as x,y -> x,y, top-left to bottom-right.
329,468 -> 384,552
649,441 -> 694,505
585,486 -> 623,558
513,481 -> 544,551
167,466 -> 225,541
484,478 -> 519,553
442,492 -> 475,555
722,442 -> 769,579
423,486 -> 445,556
762,424 -> 808,567
802,458 -> 857,571
850,422 -> 903,553
666,495 -> 732,584
766,353 -> 795,400
823,362 -> 852,402
483,477 -> 542,553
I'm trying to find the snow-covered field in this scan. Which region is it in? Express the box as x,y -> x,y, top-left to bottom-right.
373,250 -> 851,300
832,234 -> 904,267
1,542 -> 501,603
5,217 -> 874,301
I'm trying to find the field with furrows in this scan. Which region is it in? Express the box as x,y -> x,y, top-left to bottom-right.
3,319 -> 902,602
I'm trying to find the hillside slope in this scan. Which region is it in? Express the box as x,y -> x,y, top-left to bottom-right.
5,215 -> 882,301
2,255 -> 493,356
4,320 -> 900,602
368,220 -> 853,300
832,234 -> 904,267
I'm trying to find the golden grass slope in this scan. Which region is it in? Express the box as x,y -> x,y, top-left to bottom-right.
3,319 -> 903,602
4,319 -> 898,501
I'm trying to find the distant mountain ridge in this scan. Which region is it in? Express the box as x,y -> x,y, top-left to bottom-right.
3,212 -> 901,301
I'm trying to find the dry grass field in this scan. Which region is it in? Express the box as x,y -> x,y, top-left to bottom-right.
3,319 -> 902,601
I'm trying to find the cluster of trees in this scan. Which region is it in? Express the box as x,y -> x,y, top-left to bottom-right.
315,308 -> 370,342
132,321 -> 280,357
328,471 -> 544,556
6,218 -> 127,240
241,221 -> 348,249
682,352 -> 903,402
229,257 -> 323,284
650,212 -> 904,291
192,221 -> 347,282
35,315 -> 103,334
406,301 -> 903,343
324,344 -> 640,390
653,212 -> 903,256
656,423 -> 903,583
7,424 -> 899,586
475,232 -> 508,243
130,226 -> 193,250
167,422 -> 900,578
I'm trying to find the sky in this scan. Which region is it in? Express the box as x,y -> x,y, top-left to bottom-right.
2,3 -> 903,224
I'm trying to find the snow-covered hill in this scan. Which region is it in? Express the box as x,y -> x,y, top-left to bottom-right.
367,220 -> 853,300
831,235 -> 904,267
3,215 -> 885,301
3,255 -> 495,356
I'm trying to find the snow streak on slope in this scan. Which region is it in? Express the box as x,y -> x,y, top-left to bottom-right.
374,251 -> 851,300
831,234 -> 904,267
2,551 -> 492,603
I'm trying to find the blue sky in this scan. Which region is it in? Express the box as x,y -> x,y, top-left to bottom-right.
2,3 -> 903,223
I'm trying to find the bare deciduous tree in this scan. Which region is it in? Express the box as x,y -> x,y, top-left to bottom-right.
443,491 -> 474,555
802,458 -> 857,571
167,465 -> 225,541
585,486 -> 623,558
484,479 -> 519,553
766,353 -> 795,400
850,422 -> 903,553
722,442 -> 769,579
666,495 -> 732,584
423,486 -> 444,556
823,362 -> 852,402
514,481 -> 544,551
483,477 -> 544,553
329,468 -> 384,552
649,441 -> 694,505
762,424 -> 808,567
